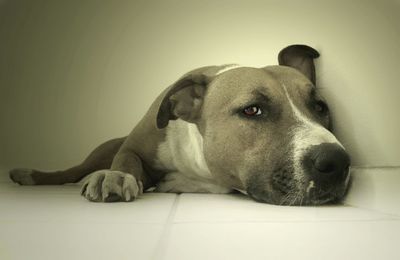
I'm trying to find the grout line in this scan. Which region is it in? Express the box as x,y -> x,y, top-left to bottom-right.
151,194 -> 181,260
0,219 -> 167,225
344,203 -> 400,219
350,165 -> 400,170
169,218 -> 400,224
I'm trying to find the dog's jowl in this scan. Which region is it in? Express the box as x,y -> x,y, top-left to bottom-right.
9,45 -> 351,205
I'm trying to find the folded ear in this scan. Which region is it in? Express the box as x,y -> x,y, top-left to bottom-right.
278,45 -> 320,85
156,66 -> 221,129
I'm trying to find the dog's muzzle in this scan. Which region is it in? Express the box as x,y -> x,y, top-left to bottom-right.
246,143 -> 351,206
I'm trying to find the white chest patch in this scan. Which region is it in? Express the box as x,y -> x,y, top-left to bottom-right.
154,120 -> 232,193
155,119 -> 213,180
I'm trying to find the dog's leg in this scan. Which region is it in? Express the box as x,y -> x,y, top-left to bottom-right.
80,144 -> 151,202
9,137 -> 126,185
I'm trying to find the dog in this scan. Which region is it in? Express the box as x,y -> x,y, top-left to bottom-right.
9,44 -> 351,206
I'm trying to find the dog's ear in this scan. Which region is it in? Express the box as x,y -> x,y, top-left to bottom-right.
278,45 -> 320,85
156,66 -> 221,129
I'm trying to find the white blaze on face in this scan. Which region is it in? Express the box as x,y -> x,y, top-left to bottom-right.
282,84 -> 344,185
215,64 -> 243,75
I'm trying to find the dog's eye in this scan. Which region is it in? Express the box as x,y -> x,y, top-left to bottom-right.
314,101 -> 328,114
243,106 -> 262,116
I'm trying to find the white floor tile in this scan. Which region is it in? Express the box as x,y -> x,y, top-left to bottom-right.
0,221 -> 163,260
0,184 -> 177,223
174,194 -> 398,223
345,167 -> 400,216
0,182 -> 81,194
2,176 -> 400,260
162,220 -> 400,260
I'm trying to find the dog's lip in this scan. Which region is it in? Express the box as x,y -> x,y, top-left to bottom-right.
247,189 -> 336,206
306,197 -> 334,205
305,187 -> 346,205
273,183 -> 291,195
271,177 -> 294,195
309,193 -> 335,204
246,179 -> 346,205
306,193 -> 342,205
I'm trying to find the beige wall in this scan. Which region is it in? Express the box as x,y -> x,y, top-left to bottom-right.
1,0 -> 399,180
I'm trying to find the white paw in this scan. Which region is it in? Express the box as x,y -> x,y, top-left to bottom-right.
80,170 -> 143,202
9,168 -> 35,185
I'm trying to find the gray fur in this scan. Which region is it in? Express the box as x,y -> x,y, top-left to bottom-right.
9,168 -> 35,185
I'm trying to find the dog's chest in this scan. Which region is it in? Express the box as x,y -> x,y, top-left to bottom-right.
155,119 -> 213,179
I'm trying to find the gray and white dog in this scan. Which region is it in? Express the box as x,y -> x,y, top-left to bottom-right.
10,45 -> 351,206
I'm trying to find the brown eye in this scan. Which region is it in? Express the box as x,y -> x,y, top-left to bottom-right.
243,106 -> 262,116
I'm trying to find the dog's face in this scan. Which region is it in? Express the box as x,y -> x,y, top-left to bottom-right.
201,66 -> 350,205
157,45 -> 350,205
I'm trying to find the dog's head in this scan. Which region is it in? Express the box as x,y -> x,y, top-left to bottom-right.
157,45 -> 351,205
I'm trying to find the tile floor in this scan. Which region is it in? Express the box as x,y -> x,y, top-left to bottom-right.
1,175 -> 400,260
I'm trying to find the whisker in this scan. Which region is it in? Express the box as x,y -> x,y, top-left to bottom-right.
280,192 -> 292,205
290,191 -> 300,206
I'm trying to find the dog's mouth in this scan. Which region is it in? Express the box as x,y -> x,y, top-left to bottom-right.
248,185 -> 344,206
282,189 -> 344,206
247,170 -> 350,206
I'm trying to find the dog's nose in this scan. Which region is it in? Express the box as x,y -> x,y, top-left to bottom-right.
304,143 -> 350,184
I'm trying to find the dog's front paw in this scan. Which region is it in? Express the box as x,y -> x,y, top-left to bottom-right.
80,170 -> 143,202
